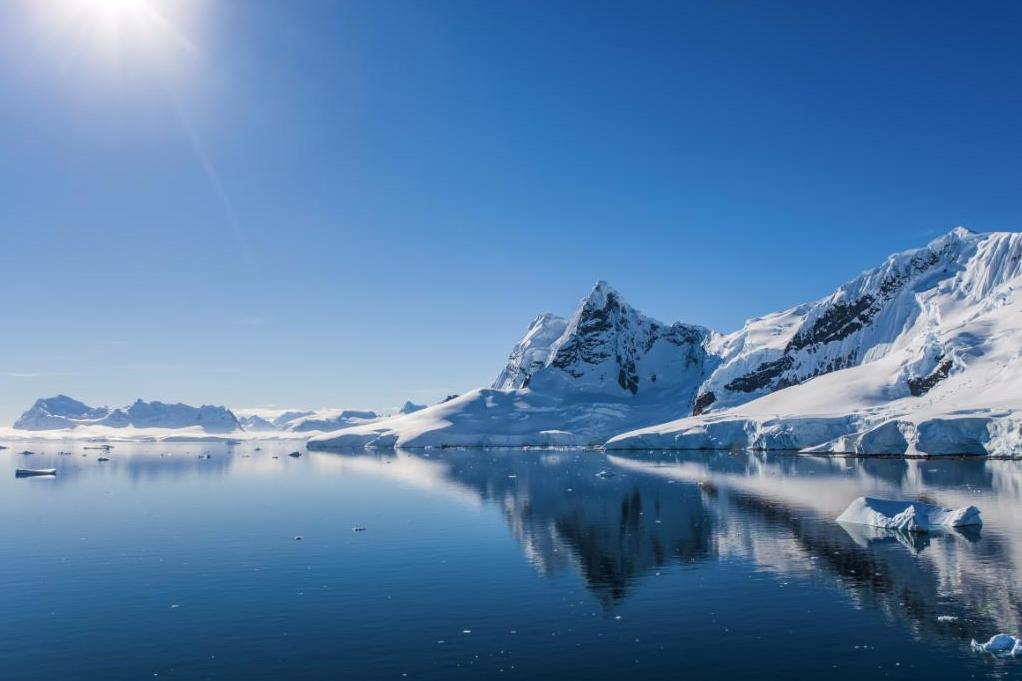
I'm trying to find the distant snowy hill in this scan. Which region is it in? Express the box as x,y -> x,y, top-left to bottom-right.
398,401 -> 426,415
313,228 -> 1022,456
232,407 -> 381,433
15,396 -> 241,433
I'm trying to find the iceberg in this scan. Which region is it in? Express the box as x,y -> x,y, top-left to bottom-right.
836,496 -> 982,533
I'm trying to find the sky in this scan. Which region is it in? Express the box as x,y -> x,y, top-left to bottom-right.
1,0 -> 1021,424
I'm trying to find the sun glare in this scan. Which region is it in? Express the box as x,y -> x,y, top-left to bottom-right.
33,0 -> 198,73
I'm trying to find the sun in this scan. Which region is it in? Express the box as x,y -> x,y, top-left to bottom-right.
30,0 -> 199,72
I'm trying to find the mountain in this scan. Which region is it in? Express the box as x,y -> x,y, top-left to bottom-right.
310,282 -> 716,448
313,228 -> 1022,456
286,409 -> 380,432
691,227 -> 982,415
398,401 -> 426,415
237,414 -> 278,432
609,228 -> 1022,456
231,407 -> 383,432
14,396 -> 240,433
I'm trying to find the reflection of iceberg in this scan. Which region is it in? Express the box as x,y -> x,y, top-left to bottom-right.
836,497 -> 982,533
838,521 -> 932,554
971,633 -> 1022,657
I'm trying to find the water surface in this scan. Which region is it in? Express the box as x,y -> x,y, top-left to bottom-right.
2,442 -> 1021,679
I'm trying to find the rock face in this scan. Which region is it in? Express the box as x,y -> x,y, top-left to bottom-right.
496,281 -> 714,406
14,396 -> 241,433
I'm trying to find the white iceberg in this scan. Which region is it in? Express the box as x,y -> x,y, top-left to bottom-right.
836,496 -> 982,533
971,634 -> 1022,658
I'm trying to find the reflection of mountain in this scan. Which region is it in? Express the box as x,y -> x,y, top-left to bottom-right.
609,451 -> 1022,646
320,449 -> 715,605
327,447 -> 1022,644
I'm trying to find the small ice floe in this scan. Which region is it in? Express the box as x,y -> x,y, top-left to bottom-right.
98,457 -> 110,462
16,468 -> 56,478
836,496 -> 981,533
971,633 -> 1022,658
595,469 -> 616,479
288,451 -> 302,458
937,615 -> 959,623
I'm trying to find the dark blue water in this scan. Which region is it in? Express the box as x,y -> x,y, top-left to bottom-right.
1,442 -> 1021,680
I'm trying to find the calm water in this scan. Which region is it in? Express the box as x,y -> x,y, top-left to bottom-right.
2,442 -> 1022,680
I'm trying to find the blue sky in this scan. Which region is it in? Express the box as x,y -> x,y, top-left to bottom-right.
1,0 -> 1021,423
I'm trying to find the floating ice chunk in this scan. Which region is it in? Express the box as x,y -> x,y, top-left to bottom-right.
16,468 -> 56,477
595,469 -> 616,479
971,634 -> 1022,657
836,496 -> 982,533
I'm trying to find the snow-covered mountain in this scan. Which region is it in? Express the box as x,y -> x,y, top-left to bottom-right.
15,396 -> 241,433
398,401 -> 426,415
313,228 -> 1022,455
286,409 -> 379,432
231,407 -> 382,432
692,227 -> 983,415
310,282 -> 717,448
609,228 -> 1022,455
